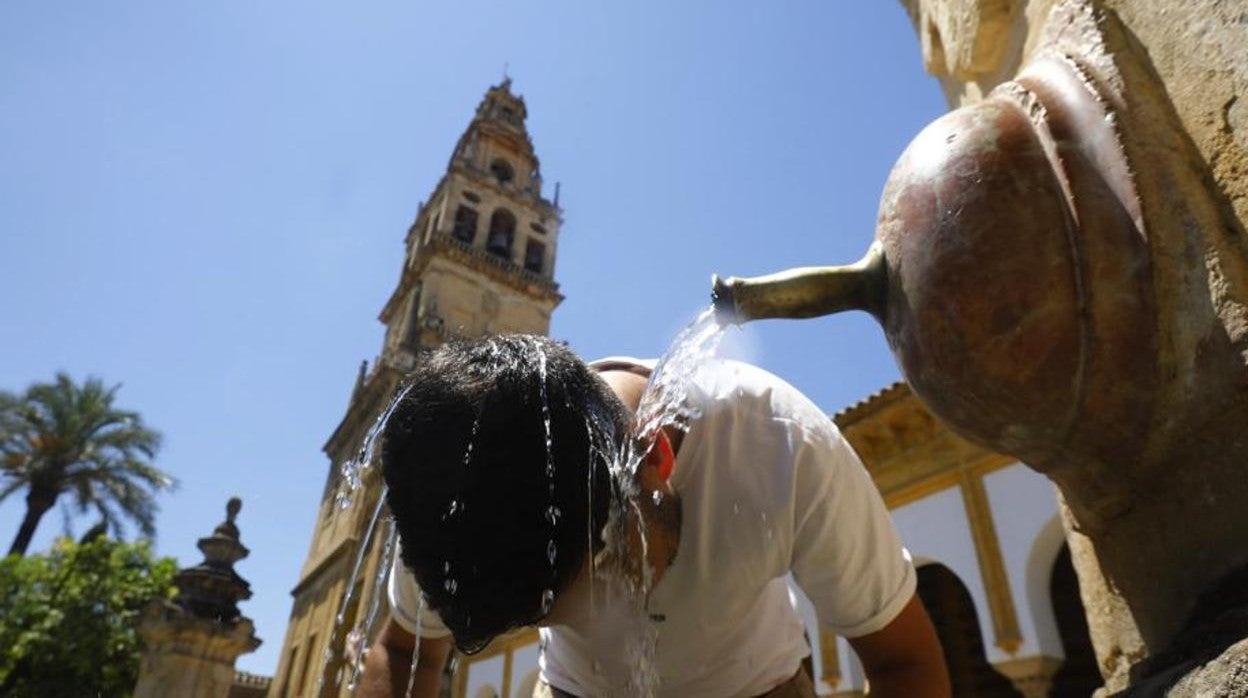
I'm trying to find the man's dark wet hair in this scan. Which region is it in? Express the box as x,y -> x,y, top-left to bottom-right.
382,334 -> 630,653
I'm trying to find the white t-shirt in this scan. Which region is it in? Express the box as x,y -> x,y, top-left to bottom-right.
389,358 -> 915,697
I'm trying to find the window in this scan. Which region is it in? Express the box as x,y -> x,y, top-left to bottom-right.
490,159 -> 514,185
487,209 -> 517,258
403,284 -> 423,347
298,633 -> 318,697
530,222 -> 547,235
281,646 -> 299,697
463,190 -> 481,203
452,205 -> 478,243
524,240 -> 545,274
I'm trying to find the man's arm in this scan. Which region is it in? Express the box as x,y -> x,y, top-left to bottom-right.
847,593 -> 950,697
358,617 -> 453,698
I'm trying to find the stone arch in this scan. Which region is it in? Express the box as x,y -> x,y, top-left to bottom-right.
487,208 -> 517,259
1048,545 -> 1102,696
490,158 -> 514,185
1024,513 -> 1067,658
452,205 -> 479,244
916,563 -> 1021,697
513,668 -> 539,698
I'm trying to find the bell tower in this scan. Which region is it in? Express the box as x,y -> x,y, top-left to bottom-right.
380,77 -> 563,368
270,80 -> 563,698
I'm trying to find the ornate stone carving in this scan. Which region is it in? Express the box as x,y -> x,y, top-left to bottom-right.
906,0 -> 1017,79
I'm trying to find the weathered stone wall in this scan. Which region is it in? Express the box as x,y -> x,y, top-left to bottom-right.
421,257 -> 552,336
901,0 -> 1248,230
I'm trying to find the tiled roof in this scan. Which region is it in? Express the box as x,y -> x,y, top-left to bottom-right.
833,381 -> 911,427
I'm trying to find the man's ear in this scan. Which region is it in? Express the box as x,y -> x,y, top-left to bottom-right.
645,430 -> 676,482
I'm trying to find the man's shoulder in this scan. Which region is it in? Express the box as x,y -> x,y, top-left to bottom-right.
587,355 -> 832,432
699,361 -> 826,419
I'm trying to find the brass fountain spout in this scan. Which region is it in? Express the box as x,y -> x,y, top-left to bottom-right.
711,243 -> 888,326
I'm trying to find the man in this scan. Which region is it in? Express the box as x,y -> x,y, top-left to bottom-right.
361,335 -> 949,697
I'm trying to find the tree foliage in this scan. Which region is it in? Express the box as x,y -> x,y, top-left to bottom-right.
0,373 -> 175,555
0,536 -> 177,697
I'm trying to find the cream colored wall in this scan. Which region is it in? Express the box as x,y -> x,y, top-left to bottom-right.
302,473 -> 367,578
984,463 -> 1065,659
464,654 -> 506,698
510,645 -> 541,698
421,259 -> 552,337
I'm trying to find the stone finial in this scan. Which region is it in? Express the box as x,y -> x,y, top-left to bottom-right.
134,498 -> 261,698
213,497 -> 242,540
173,497 -> 254,623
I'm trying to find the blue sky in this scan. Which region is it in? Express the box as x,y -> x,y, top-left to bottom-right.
0,1 -> 946,675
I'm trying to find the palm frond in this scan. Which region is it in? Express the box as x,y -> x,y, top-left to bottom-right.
0,373 -> 173,548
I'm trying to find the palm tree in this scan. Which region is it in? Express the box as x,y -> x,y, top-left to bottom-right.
0,373 -> 175,556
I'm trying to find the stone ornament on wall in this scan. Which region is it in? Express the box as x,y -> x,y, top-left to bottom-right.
909,0 -> 1017,79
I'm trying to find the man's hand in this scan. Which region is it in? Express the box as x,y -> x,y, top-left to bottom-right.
848,593 -> 951,697
357,617 -> 453,698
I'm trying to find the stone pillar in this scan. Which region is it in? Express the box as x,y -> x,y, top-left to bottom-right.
994,655 -> 1063,698
135,498 -> 262,698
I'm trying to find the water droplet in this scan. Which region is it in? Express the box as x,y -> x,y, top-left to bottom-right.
444,578 -> 458,595
345,625 -> 367,664
442,499 -> 460,521
461,416 -> 482,468
541,588 -> 555,614
443,560 -> 451,574
537,349 -> 557,481
651,490 -> 663,506
545,505 -> 562,526
547,539 -> 557,566
733,502 -> 740,515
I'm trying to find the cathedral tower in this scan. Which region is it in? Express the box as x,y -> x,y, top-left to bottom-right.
269,80 -> 563,698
